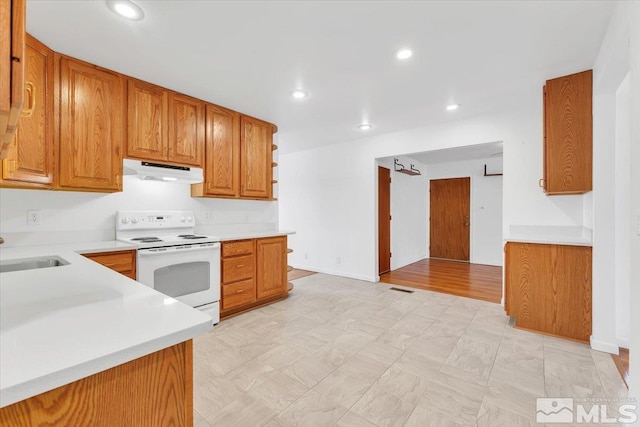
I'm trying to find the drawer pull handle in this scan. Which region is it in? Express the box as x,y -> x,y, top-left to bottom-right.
237,264 -> 244,268
236,289 -> 243,293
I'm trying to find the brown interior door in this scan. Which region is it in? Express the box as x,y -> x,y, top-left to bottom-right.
378,166 -> 391,274
430,177 -> 470,261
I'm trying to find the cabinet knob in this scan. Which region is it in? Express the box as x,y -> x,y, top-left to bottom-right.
538,178 -> 545,188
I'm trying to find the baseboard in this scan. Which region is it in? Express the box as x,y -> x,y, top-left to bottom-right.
288,263 -> 378,283
617,337 -> 630,349
590,336 -> 620,354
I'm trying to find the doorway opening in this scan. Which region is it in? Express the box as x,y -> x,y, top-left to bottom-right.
376,142 -> 503,302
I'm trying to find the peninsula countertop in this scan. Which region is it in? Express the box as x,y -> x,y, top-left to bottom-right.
0,241 -> 213,408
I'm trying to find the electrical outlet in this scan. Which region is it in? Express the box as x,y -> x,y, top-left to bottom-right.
336,256 -> 341,265
27,210 -> 42,226
203,211 -> 215,223
304,252 -> 308,260
243,215 -> 249,223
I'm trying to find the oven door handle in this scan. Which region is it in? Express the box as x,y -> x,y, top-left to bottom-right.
138,243 -> 220,257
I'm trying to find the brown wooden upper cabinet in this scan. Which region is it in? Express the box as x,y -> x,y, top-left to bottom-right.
1,34 -> 54,189
191,104 -> 240,197
167,92 -> 205,167
127,79 -> 167,162
59,56 -> 125,192
127,81 -> 204,168
542,70 -> 592,195
0,0 -> 26,159
240,116 -> 273,199
192,112 -> 276,200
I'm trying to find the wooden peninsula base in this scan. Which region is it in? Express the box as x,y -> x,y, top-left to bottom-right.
0,340 -> 193,427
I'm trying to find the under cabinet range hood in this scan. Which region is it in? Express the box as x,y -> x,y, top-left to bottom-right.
123,159 -> 204,184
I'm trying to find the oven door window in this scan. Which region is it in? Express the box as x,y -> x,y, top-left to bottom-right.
154,261 -> 211,298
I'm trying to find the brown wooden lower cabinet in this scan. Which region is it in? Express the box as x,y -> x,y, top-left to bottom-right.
82,249 -> 137,280
505,241 -> 592,342
0,340 -> 193,427
221,236 -> 289,318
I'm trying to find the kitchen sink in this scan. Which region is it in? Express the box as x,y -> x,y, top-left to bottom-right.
0,256 -> 70,273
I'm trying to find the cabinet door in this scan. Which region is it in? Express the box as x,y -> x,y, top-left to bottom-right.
204,104 -> 239,196
0,0 -> 25,158
543,70 -> 592,194
167,92 -> 204,167
256,236 -> 287,300
240,116 -> 272,199
59,57 -> 125,191
505,242 -> 592,342
1,35 -> 54,187
127,79 -> 167,162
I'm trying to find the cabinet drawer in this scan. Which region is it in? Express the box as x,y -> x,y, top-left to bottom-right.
84,250 -> 136,280
222,240 -> 254,258
222,255 -> 254,283
222,279 -> 255,310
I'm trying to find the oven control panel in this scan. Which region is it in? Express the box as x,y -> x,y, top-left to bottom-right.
116,210 -> 195,230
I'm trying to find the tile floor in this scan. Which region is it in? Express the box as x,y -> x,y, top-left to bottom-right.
193,274 -> 629,427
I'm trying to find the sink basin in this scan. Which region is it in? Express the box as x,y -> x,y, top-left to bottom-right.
0,256 -> 70,273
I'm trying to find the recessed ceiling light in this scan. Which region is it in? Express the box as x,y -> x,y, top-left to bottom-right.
358,123 -> 373,131
395,49 -> 413,60
107,0 -> 145,21
446,104 -> 460,111
290,90 -> 308,99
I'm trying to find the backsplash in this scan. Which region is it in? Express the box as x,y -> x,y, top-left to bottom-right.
0,177 -> 278,247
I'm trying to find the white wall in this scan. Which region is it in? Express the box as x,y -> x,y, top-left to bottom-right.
0,177 -> 278,247
614,73 -> 631,348
628,0 -> 640,406
590,1 -> 632,354
424,157 -> 503,266
279,105 -> 587,282
378,156 -> 428,271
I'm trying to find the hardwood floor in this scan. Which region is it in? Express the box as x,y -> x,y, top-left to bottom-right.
379,258 -> 502,303
612,348 -> 629,388
288,269 -> 317,281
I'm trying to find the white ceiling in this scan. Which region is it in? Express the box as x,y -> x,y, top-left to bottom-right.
26,1 -> 615,154
407,141 -> 503,165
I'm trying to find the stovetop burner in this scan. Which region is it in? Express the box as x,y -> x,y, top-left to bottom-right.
178,235 -> 207,240
116,211 -> 222,248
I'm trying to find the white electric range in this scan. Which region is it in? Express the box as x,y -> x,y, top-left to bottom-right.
116,210 -> 220,324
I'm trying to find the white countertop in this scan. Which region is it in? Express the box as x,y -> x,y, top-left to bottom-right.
505,236 -> 593,246
0,241 -> 213,408
213,230 -> 296,242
